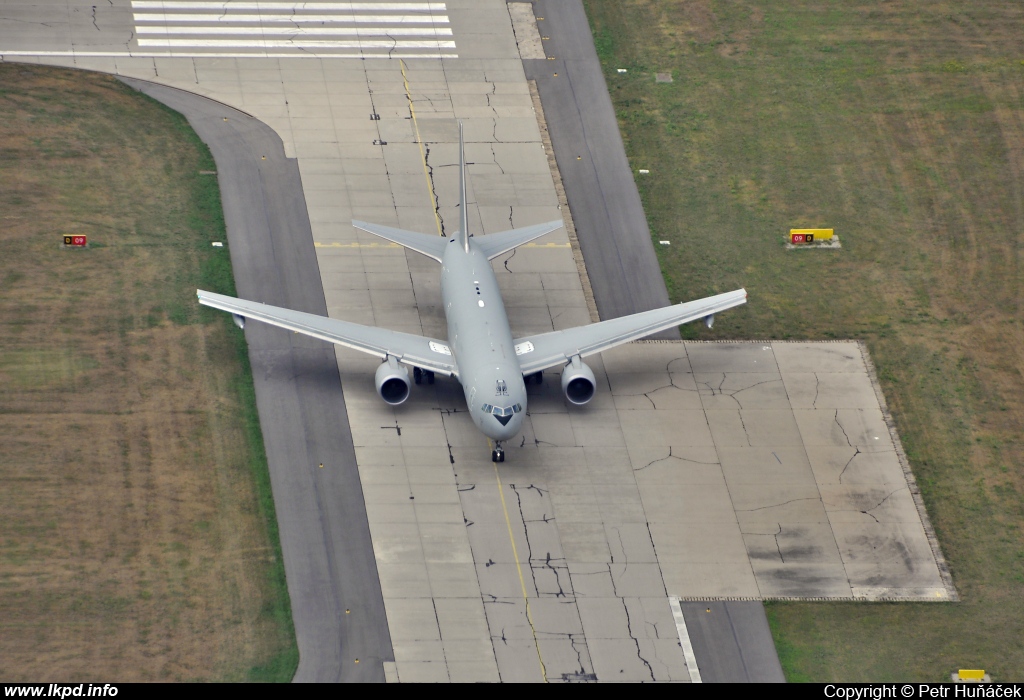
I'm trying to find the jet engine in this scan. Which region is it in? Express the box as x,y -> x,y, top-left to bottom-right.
561,356 -> 596,405
375,356 -> 411,405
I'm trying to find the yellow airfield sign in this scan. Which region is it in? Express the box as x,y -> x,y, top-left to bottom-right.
789,228 -> 833,244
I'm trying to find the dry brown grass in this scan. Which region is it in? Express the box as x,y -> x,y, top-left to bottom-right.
0,65 -> 295,681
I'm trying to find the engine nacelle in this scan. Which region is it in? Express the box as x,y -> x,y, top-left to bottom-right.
561,356 -> 596,405
375,357 -> 411,405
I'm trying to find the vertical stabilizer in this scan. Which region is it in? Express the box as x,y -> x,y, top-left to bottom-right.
458,121 -> 470,252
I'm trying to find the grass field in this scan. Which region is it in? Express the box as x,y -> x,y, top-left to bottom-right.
0,65 -> 296,681
583,0 -> 1024,681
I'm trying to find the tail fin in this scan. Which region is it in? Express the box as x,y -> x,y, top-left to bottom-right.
458,121 -> 470,253
351,121 -> 473,261
453,121 -> 561,258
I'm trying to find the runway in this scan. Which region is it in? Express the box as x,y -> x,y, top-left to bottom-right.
1,0 -> 955,683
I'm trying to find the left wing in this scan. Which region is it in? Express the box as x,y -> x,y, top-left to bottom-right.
197,290 -> 459,377
514,289 -> 747,374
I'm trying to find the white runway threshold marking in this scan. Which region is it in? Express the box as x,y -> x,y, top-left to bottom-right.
133,14 -> 451,23
137,39 -> 456,47
136,27 -> 453,36
0,51 -> 458,59
132,1 -> 448,9
668,596 -> 702,683
128,0 -> 455,58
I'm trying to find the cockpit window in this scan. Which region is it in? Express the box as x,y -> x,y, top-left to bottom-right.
481,403 -> 522,416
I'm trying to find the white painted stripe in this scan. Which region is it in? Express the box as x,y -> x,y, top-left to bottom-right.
0,50 -> 458,58
137,26 -> 452,36
136,25 -> 451,37
132,2 -> 447,10
133,13 -> 449,23
137,38 -> 456,47
668,596 -> 702,683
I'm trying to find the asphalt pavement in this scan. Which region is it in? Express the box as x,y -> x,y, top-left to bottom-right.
681,601 -> 786,682
119,78 -> 392,683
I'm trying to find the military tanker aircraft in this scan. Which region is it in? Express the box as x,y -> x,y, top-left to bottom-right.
198,123 -> 746,462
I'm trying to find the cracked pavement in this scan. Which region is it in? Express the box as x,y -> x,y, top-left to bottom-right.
604,340 -> 952,603
342,339 -> 952,681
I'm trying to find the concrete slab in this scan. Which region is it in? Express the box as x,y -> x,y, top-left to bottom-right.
335,330 -> 952,675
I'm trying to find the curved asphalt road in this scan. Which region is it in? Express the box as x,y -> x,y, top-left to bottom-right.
118,78 -> 392,683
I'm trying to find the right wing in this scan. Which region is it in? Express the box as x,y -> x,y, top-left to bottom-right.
197,290 -> 459,377
351,220 -> 449,262
514,289 -> 747,374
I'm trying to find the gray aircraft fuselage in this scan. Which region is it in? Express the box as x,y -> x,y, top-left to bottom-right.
441,237 -> 526,443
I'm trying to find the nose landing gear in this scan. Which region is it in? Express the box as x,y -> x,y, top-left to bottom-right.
491,443 -> 505,463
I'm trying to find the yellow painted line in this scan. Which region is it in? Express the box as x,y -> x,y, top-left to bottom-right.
493,460 -> 548,683
400,58 -> 444,238
314,241 -> 570,249
315,242 -> 402,248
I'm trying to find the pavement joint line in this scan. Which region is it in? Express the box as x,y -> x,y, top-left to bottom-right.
493,461 -> 548,683
668,596 -> 702,683
693,341 -> 764,601
400,58 -> 444,238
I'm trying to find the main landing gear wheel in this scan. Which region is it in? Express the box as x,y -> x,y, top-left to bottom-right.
413,367 -> 422,385
491,444 -> 505,463
426,370 -> 435,385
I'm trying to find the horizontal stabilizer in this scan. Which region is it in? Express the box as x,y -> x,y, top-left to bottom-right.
351,220 -> 448,262
473,220 -> 564,260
